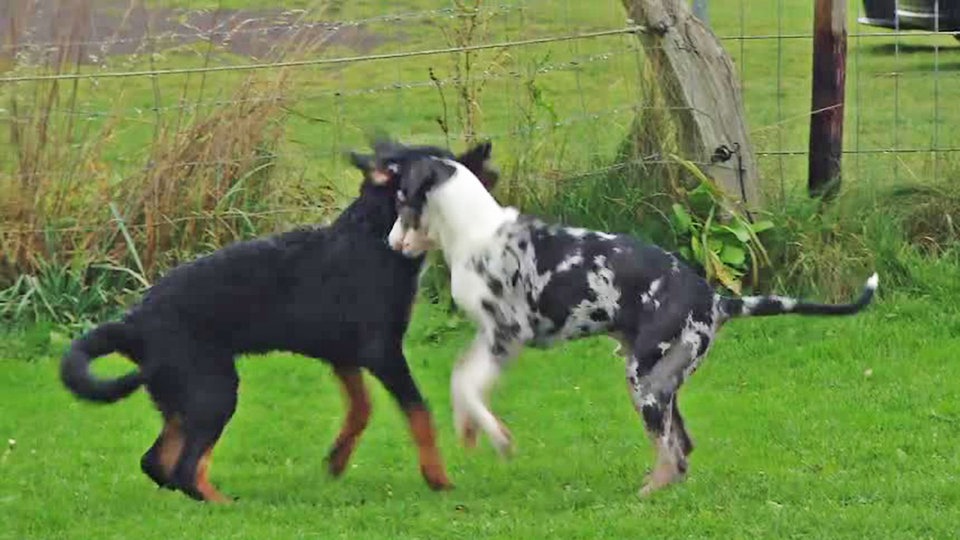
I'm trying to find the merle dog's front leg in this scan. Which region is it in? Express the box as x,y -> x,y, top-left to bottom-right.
451,333 -> 516,457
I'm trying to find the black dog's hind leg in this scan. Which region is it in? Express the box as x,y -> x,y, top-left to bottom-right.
140,413 -> 184,489
326,367 -> 372,477
367,348 -> 452,491
168,361 -> 238,503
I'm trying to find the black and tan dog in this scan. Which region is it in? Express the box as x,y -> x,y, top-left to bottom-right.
60,140 -> 498,502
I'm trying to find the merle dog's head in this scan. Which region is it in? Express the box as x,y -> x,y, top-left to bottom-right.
351,138 -> 498,257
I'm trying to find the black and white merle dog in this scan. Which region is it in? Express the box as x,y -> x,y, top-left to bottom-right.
383,151 -> 878,496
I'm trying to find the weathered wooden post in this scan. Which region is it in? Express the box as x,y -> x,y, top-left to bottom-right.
621,0 -> 761,210
807,0 -> 847,200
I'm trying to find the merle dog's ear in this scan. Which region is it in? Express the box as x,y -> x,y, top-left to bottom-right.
456,140 -> 499,191
403,157 -> 456,200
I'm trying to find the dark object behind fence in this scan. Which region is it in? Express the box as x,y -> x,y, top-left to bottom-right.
860,0 -> 960,33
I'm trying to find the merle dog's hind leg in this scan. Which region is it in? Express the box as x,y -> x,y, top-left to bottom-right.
367,346 -> 452,491
624,322 -> 704,497
450,333 -> 517,457
325,366 -> 371,477
671,397 -> 694,457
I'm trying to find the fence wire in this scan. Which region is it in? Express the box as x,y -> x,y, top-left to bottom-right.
1,0 -> 957,240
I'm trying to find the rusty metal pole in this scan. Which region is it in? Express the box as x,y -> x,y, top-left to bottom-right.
808,0 -> 847,200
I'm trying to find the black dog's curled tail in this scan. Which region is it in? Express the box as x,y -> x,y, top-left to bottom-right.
60,322 -> 144,404
720,273 -> 878,321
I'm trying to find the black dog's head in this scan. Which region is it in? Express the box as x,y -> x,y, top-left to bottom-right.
349,138 -> 498,193
350,141 -> 447,190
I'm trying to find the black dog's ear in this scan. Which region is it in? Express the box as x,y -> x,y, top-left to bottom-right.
456,140 -> 499,191
366,128 -> 394,151
456,140 -> 491,172
350,150 -> 395,185
372,138 -> 400,157
349,151 -> 373,172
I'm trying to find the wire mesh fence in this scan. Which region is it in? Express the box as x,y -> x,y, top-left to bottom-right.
724,0 -> 960,203
1,0 -> 957,241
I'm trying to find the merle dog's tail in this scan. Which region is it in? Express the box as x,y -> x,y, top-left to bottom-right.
60,322 -> 144,404
719,273 -> 878,322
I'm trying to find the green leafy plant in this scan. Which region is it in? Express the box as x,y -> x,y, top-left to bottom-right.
669,156 -> 773,294
0,259 -> 144,331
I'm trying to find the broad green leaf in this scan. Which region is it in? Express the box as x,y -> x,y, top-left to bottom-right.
720,244 -> 747,266
722,223 -> 751,243
671,203 -> 693,232
708,251 -> 742,295
688,188 -> 714,215
707,237 -> 724,253
751,220 -> 775,233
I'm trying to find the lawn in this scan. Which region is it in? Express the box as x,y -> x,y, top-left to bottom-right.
3,0 -> 960,538
2,293 -> 959,538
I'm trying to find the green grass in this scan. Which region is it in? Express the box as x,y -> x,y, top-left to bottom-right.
3,1 -> 960,537
2,294 -> 959,538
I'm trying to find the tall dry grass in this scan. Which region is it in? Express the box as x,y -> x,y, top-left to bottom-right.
118,77 -> 289,274
0,0 -> 334,290
0,0 -> 338,327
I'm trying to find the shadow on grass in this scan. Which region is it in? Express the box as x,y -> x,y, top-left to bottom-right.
866,42 -> 960,56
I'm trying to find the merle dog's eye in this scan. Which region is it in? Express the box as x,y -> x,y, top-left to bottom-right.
387,162 -> 400,174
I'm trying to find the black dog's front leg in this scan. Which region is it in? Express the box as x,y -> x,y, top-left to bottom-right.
367,352 -> 452,491
325,366 -> 371,477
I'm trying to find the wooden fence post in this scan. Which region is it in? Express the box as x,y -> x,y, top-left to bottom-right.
807,0 -> 847,200
621,0 -> 760,210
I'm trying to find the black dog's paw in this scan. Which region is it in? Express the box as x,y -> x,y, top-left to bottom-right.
325,439 -> 354,478
140,454 -> 173,490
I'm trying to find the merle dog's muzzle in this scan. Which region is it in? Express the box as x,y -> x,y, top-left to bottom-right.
389,206 -> 432,257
